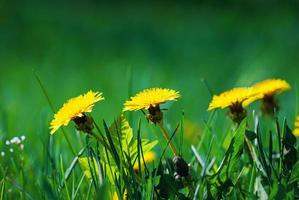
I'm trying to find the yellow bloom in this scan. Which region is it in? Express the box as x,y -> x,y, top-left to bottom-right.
243,79 -> 291,115
50,91 -> 104,134
133,151 -> 156,171
208,87 -> 257,110
293,116 -> 299,137
123,88 -> 180,111
253,79 -> 290,96
246,79 -> 291,103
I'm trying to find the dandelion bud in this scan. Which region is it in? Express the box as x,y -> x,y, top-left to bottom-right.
173,156 -> 189,177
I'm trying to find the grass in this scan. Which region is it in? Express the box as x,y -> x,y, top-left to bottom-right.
0,76 -> 298,199
0,1 -> 299,199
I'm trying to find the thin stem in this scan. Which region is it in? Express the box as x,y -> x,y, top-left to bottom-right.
158,123 -> 178,156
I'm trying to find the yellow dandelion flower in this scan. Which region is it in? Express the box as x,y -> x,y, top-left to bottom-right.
245,79 -> 291,115
208,87 -> 259,124
208,87 -> 256,110
252,79 -> 290,97
133,151 -> 156,171
293,116 -> 299,137
124,88 -> 180,154
123,88 -> 180,111
50,91 -> 104,134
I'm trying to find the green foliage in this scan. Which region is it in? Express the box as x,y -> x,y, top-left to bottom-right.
207,119 -> 246,199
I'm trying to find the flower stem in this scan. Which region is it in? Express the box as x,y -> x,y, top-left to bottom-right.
158,123 -> 178,156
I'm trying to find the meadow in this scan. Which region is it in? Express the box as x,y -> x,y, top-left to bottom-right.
0,1 -> 299,199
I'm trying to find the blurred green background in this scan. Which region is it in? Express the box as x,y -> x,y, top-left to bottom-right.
0,1 -> 299,158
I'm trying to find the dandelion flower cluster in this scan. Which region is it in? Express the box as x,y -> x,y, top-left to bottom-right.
50,91 -> 104,134
208,78 -> 291,122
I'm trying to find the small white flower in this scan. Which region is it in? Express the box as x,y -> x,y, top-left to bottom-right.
10,137 -> 21,144
1,152 -> 5,157
20,144 -> 24,150
21,135 -> 26,141
5,140 -> 10,145
9,148 -> 14,153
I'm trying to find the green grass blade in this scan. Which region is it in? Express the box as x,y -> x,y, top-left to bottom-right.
0,179 -> 5,200
60,156 -> 71,200
33,70 -> 76,156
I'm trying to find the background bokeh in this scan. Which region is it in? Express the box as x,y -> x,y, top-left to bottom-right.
1,1 -> 299,159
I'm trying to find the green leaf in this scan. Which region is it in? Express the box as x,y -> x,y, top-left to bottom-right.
254,176 -> 268,199
109,115 -> 133,153
283,147 -> 297,171
226,119 -> 246,177
107,115 -> 158,164
130,139 -> 158,161
78,157 -> 98,180
102,116 -> 158,184
222,129 -> 233,150
156,174 -> 178,199
283,124 -> 296,150
289,161 -> 299,184
103,120 -> 120,168
256,122 -> 271,180
245,130 -> 257,141
207,119 -> 246,198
